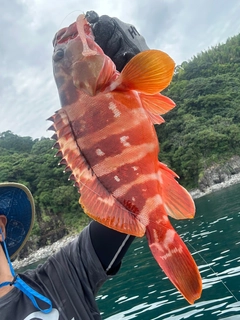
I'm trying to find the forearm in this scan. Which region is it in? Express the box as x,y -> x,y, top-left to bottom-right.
89,221 -> 135,274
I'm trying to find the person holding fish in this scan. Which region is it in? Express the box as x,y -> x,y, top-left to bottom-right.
0,10 -> 202,320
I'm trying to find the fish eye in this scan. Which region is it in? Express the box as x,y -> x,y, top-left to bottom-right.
53,49 -> 64,61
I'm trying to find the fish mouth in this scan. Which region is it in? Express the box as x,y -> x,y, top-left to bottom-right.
52,22 -> 78,47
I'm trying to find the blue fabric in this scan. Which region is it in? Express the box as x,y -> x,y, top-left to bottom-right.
0,186 -> 32,258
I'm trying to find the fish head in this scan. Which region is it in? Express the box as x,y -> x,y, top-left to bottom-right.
52,14 -> 116,101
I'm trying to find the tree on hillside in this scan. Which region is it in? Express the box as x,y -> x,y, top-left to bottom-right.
158,33 -> 240,188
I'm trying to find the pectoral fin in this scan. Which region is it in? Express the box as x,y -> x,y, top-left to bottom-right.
115,50 -> 175,94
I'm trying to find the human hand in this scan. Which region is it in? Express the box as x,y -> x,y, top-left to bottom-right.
86,11 -> 149,71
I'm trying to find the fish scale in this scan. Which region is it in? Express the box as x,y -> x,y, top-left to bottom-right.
50,13 -> 202,304
66,92 -> 160,214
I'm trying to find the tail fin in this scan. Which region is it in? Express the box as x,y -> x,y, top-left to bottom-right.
146,221 -> 202,304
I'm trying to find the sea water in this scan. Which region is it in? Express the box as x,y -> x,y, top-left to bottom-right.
97,184 -> 240,319
19,184 -> 240,319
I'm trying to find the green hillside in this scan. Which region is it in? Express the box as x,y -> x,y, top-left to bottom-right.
0,131 -> 89,257
157,33 -> 240,188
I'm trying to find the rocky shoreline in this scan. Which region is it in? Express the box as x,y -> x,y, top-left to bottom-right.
12,234 -> 77,270
13,234 -> 78,270
190,172 -> 240,199
13,172 -> 240,270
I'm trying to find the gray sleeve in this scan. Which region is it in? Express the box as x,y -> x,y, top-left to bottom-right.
60,225 -> 109,295
21,225 -> 108,319
60,226 -> 108,295
0,226 -> 109,319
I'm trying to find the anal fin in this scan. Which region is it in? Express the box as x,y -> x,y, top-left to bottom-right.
159,162 -> 195,219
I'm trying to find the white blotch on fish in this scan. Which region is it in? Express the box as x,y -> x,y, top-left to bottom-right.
108,102 -> 121,118
153,229 -> 184,260
96,148 -> 105,156
163,229 -> 175,248
120,136 -> 131,147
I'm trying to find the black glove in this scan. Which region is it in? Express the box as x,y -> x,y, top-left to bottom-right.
86,11 -> 149,72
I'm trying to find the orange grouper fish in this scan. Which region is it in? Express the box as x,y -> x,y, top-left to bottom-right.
50,14 -> 202,304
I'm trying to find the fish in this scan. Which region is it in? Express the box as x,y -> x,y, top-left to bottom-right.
49,14 -> 202,304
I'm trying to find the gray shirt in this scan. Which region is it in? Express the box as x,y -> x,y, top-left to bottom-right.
0,226 -> 110,320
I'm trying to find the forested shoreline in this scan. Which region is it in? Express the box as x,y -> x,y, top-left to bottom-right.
0,132 -> 90,258
158,33 -> 240,188
1,33 -> 240,258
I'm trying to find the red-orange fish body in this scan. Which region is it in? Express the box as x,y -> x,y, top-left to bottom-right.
50,14 -> 202,304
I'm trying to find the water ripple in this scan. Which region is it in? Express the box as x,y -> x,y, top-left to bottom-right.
97,184 -> 240,319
